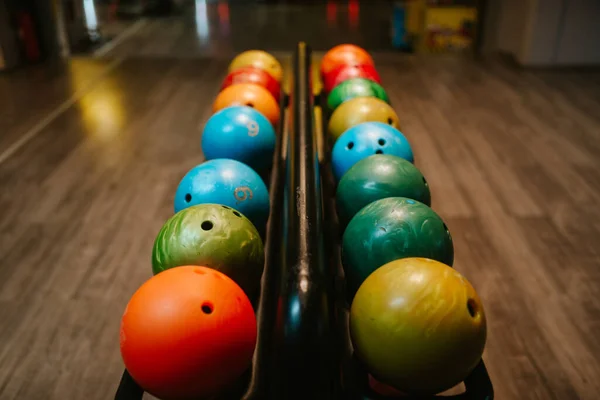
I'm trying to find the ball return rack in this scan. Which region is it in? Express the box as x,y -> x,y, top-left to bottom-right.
114,42 -> 494,400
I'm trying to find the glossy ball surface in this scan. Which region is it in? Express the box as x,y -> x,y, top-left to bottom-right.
228,50 -> 283,82
323,63 -> 381,94
174,159 -> 270,230
213,83 -> 280,127
221,66 -> 281,103
336,155 -> 430,227
152,204 -> 264,297
120,266 -> 257,400
351,258 -> 486,395
331,122 -> 413,182
342,197 -> 454,298
328,97 -> 400,143
201,106 -> 276,173
320,44 -> 375,78
327,78 -> 389,112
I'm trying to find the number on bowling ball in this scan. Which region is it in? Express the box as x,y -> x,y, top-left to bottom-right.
235,186 -> 254,202
247,121 -> 259,137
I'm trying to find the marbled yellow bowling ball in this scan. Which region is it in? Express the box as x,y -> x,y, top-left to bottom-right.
350,258 -> 487,396
229,50 -> 283,82
328,97 -> 399,143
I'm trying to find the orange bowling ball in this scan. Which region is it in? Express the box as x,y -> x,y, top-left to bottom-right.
222,66 -> 281,103
320,44 -> 375,79
120,266 -> 257,400
213,83 -> 281,127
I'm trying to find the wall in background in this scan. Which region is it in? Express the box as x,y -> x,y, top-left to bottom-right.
482,0 -> 600,66
556,0 -> 600,65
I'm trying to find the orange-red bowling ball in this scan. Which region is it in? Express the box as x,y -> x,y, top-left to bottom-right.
213,83 -> 281,127
222,66 -> 281,103
323,63 -> 381,93
320,44 -> 375,79
120,266 -> 257,400
369,375 -> 406,397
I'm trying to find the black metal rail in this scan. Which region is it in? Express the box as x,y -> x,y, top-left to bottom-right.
265,42 -> 337,400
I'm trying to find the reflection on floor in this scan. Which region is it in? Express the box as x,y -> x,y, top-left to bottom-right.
93,0 -> 395,58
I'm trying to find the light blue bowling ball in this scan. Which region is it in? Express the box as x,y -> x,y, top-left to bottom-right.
201,106 -> 276,173
174,159 -> 270,230
331,122 -> 414,182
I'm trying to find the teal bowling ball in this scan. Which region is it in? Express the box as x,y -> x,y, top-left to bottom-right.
201,106 -> 276,173
331,122 -> 413,182
342,197 -> 453,300
336,155 -> 431,228
174,159 -> 270,230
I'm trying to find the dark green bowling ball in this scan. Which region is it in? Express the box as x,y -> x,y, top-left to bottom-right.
152,204 -> 264,297
327,78 -> 389,112
342,197 -> 453,300
336,155 -> 431,228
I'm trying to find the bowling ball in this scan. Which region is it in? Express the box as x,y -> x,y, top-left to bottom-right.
327,78 -> 389,112
121,266 -> 257,400
342,197 -> 453,298
152,204 -> 264,297
328,97 -> 400,142
213,83 -> 281,127
229,50 -> 283,82
174,159 -> 270,230
222,66 -> 281,103
201,106 -> 276,173
331,122 -> 413,182
320,44 -> 375,78
350,258 -> 486,395
336,155 -> 430,227
323,63 -> 381,94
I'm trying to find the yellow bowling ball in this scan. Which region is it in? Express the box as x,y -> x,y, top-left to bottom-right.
350,258 -> 487,396
328,97 -> 399,143
229,50 -> 283,82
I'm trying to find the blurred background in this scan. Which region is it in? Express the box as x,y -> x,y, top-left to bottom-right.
3,0 -> 600,65
1,1 -> 600,399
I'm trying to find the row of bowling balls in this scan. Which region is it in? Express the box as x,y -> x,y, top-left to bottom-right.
319,45 -> 487,396
320,45 -> 411,184
120,50 -> 286,400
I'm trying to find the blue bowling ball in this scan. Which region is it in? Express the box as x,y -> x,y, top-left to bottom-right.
201,106 -> 276,173
331,122 -> 414,182
174,159 -> 270,229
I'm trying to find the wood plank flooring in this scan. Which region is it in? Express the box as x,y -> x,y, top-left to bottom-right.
1,47 -> 600,400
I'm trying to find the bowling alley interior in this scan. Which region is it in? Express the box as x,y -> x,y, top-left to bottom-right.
1,1 -> 600,399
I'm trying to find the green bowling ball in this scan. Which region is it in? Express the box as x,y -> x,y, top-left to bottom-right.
152,204 -> 264,297
342,197 -> 453,300
327,78 -> 389,112
336,155 -> 431,228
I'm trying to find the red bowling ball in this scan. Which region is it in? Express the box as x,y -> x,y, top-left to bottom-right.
320,44 -> 375,78
221,66 -> 281,103
323,63 -> 381,93
120,266 -> 257,400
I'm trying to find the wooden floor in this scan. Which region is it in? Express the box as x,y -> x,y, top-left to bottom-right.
1,3 -> 600,400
